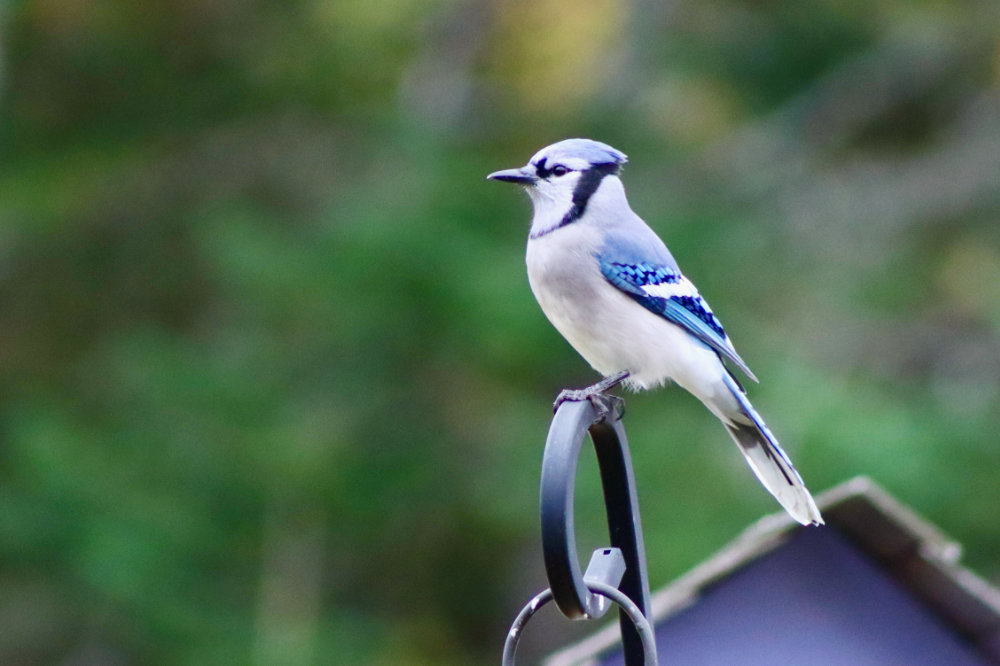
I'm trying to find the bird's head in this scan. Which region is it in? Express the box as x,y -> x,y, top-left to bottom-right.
488,139 -> 628,237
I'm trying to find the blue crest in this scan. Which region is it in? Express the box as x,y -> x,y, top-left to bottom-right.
530,139 -> 628,168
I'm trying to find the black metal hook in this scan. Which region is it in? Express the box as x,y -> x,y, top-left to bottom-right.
503,395 -> 656,664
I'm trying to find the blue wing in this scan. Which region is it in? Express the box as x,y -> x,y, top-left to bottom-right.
598,258 -> 758,382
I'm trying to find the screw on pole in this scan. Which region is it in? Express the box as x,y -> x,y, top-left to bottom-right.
502,395 -> 657,665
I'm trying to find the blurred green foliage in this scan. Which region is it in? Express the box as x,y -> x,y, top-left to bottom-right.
2,0 -> 1000,663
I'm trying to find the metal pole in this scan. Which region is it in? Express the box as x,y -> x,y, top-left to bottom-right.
537,396 -> 655,664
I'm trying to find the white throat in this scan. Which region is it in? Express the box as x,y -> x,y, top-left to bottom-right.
524,176 -> 571,236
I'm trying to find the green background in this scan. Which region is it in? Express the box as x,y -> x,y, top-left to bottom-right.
3,0 -> 999,663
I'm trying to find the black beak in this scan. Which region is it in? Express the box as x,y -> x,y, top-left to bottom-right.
487,167 -> 537,185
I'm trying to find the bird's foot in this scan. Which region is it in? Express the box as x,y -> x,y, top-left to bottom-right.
553,371 -> 629,422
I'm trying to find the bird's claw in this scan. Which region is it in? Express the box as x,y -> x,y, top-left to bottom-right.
553,390 -> 625,423
552,371 -> 629,421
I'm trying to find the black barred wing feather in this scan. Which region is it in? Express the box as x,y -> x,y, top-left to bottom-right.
599,259 -> 758,382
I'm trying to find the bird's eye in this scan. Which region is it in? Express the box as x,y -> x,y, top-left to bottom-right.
551,165 -> 570,177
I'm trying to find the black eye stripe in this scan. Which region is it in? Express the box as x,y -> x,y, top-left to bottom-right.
534,157 -> 552,179
533,160 -> 575,179
533,158 -> 619,183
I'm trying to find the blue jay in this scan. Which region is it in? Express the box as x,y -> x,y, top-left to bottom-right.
488,138 -> 823,526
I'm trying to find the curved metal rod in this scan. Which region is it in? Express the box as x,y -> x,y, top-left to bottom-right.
539,397 -> 652,663
501,587 -> 553,666
502,581 -> 658,666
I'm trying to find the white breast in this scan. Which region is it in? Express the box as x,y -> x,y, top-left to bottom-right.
526,224 -> 737,419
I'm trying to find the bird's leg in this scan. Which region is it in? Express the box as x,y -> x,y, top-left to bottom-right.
553,370 -> 630,421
